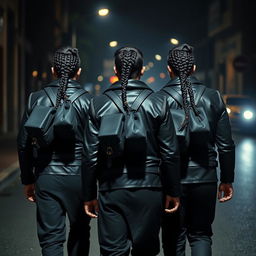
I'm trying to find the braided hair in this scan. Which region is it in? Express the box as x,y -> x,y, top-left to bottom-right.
52,46 -> 81,107
114,47 -> 143,112
167,43 -> 200,130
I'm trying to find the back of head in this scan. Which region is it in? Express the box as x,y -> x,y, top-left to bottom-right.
167,43 -> 199,130
114,47 -> 143,111
167,43 -> 194,78
52,46 -> 81,107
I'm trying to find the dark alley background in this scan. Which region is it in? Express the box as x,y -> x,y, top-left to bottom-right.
0,0 -> 256,136
0,0 -> 256,255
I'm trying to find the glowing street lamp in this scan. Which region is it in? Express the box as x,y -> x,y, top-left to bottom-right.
98,8 -> 109,17
32,70 -> 38,77
148,62 -> 154,68
170,38 -> 179,45
109,41 -> 118,47
147,76 -> 155,84
160,72 -> 166,79
109,75 -> 119,83
97,75 -> 104,82
155,54 -> 162,61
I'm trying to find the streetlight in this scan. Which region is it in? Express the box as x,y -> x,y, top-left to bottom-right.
109,41 -> 118,47
160,72 -> 166,79
155,54 -> 162,61
32,70 -> 38,77
97,75 -> 104,82
148,62 -> 154,68
170,38 -> 179,45
109,75 -> 119,83
147,76 -> 155,84
98,8 -> 110,17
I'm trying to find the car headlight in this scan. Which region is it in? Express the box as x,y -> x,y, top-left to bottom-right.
243,110 -> 254,120
226,107 -> 231,114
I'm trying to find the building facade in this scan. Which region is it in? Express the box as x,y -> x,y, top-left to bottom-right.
0,0 -> 71,136
207,0 -> 256,95
0,0 -> 23,135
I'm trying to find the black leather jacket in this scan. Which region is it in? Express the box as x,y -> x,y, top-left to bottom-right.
82,79 -> 180,202
17,79 -> 92,185
158,76 -> 235,184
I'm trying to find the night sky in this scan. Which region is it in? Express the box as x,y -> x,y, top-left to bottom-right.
78,0 -> 211,86
25,0 -> 212,87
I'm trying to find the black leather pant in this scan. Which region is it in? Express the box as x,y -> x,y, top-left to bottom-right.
162,183 -> 217,256
35,175 -> 90,256
98,188 -> 163,256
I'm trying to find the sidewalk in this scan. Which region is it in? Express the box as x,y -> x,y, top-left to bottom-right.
0,134 -> 19,190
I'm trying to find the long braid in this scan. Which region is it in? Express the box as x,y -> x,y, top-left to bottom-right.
187,77 -> 200,116
53,47 -> 80,108
114,48 -> 139,112
119,50 -> 137,112
179,73 -> 190,130
168,44 -> 199,130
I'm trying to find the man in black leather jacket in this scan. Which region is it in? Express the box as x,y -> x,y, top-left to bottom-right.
17,47 -> 92,256
159,44 -> 235,256
83,47 -> 181,256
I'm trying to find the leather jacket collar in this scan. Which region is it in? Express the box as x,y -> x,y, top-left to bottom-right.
164,76 -> 203,87
45,79 -> 82,89
105,79 -> 151,92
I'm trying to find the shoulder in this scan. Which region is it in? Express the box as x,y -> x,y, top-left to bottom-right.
157,86 -> 181,109
89,93 -> 113,118
67,89 -> 92,115
27,88 -> 46,104
201,86 -> 224,103
196,85 -> 226,116
78,89 -> 92,103
143,91 -> 168,119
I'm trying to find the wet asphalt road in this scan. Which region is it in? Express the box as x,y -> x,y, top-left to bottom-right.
0,132 -> 255,256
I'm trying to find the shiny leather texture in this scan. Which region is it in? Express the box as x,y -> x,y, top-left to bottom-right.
158,76 -> 235,184
17,79 -> 92,184
82,79 -> 181,201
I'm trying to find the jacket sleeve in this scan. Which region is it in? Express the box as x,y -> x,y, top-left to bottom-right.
157,97 -> 181,197
17,93 -> 35,185
215,91 -> 235,183
81,98 -> 99,202
80,94 -> 92,159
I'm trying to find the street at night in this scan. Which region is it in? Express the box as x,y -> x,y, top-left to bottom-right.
1,0 -> 256,256
0,132 -> 255,256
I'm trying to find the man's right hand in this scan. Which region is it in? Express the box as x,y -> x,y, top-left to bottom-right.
24,184 -> 36,202
218,183 -> 233,202
84,199 -> 99,218
164,195 -> 180,213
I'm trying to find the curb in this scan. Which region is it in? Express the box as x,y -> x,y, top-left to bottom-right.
0,161 -> 19,191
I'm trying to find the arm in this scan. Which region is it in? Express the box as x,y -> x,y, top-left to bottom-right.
215,92 -> 235,202
17,93 -> 36,202
157,98 -> 181,212
82,99 -> 99,217
17,93 -> 35,186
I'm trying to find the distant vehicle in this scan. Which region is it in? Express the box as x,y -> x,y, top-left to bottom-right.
223,94 -> 256,132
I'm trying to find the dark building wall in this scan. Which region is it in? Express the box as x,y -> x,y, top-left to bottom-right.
24,0 -> 70,96
239,0 -> 256,95
206,0 -> 256,96
0,0 -> 20,135
0,0 -> 71,135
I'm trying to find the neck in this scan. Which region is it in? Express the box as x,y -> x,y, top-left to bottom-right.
117,75 -> 141,81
